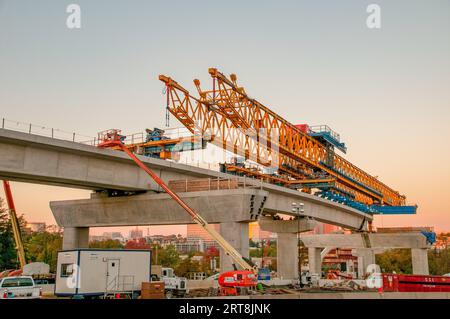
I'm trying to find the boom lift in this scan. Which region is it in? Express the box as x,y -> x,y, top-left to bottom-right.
96,129 -> 257,295
1,180 -> 26,269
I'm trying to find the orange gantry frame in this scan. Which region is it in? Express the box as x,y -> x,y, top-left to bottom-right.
159,69 -> 406,207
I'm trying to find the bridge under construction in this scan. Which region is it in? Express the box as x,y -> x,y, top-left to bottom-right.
0,68 -> 430,282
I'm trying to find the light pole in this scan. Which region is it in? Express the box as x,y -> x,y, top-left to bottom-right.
292,202 -> 305,283
291,202 -> 304,215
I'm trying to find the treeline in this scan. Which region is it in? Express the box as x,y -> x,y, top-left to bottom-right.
0,201 -> 62,272
376,248 -> 450,275
1,200 -> 219,276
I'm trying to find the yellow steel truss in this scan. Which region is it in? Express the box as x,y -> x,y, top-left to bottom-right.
159,69 -> 406,207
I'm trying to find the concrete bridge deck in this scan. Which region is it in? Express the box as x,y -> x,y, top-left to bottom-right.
0,128 -> 372,230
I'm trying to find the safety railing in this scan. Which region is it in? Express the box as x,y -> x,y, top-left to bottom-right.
309,124 -> 341,142
1,117 -> 194,146
104,275 -> 135,298
168,177 -> 265,191
0,117 -> 241,174
1,117 -> 95,144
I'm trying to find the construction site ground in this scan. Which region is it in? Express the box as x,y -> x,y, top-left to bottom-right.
195,291 -> 450,299
38,284 -> 450,299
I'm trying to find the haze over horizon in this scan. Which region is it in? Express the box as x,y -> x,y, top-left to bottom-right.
1,0 -> 449,233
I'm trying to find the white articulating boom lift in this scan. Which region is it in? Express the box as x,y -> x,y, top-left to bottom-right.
97,129 -> 255,273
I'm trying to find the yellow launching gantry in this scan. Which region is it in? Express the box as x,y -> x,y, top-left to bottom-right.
159,69 -> 416,215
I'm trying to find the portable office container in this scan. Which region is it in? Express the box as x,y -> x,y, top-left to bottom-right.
55,249 -> 151,298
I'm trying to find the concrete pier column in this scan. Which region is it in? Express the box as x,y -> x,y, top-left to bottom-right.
411,248 -> 429,275
259,217 -> 316,279
219,222 -> 249,272
353,248 -> 375,278
62,227 -> 89,250
308,247 -> 322,276
277,233 -> 299,280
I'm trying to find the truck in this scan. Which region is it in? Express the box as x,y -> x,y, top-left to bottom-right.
55,249 -> 152,299
151,265 -> 187,297
0,276 -> 41,299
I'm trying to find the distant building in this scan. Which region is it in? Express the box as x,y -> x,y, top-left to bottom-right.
148,234 -> 179,246
102,232 -> 125,242
129,228 -> 143,239
249,222 -> 274,240
187,224 -> 220,241
176,239 -> 219,254
313,223 -> 341,234
89,235 -> 106,242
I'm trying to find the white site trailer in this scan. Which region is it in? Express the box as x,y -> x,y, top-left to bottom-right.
55,249 -> 151,298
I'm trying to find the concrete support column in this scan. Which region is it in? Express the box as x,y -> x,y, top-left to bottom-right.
259,217 -> 316,279
353,248 -> 375,279
219,222 -> 249,272
411,248 -> 429,275
277,233 -> 299,280
308,247 -> 322,276
62,227 -> 89,250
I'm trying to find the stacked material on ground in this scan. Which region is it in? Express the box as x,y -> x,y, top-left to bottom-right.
141,281 -> 165,299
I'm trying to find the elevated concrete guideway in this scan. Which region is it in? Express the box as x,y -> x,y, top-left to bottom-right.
51,189 -> 268,227
0,128 -> 372,230
301,233 -> 431,276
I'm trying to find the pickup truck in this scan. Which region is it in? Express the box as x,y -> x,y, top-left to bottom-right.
0,276 -> 41,299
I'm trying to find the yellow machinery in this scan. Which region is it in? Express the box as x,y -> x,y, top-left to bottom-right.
2,180 -> 26,269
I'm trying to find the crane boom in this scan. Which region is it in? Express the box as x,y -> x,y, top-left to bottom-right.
2,180 -> 26,269
97,130 -> 254,271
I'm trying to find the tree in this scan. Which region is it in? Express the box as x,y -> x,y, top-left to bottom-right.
175,257 -> 202,277
25,231 -> 62,272
158,244 -> 180,268
124,238 -> 151,250
428,248 -> 450,275
0,198 -> 18,270
376,249 -> 412,274
89,239 -> 123,249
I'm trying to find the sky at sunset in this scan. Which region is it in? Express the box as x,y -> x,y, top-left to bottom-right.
1,0 -> 449,234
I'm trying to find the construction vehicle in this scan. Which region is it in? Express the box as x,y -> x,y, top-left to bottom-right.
150,265 -> 188,297
159,69 -> 417,219
217,270 -> 257,296
97,129 -> 257,296
161,267 -> 188,298
1,180 -> 26,269
0,276 -> 42,299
